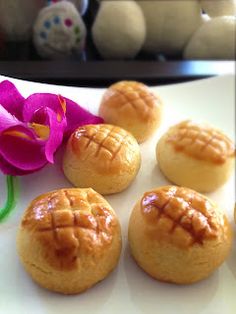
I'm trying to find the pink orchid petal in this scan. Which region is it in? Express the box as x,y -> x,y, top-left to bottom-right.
23,93 -> 103,138
0,130 -> 47,171
0,104 -> 23,132
23,93 -> 62,123
43,107 -> 66,163
64,110 -> 103,139
0,83 -> 103,177
62,97 -> 103,138
0,80 -> 25,120
29,107 -> 49,126
0,154 -> 41,176
1,123 -> 40,141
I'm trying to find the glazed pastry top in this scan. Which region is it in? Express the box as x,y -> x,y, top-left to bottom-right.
101,81 -> 161,121
69,124 -> 139,174
21,188 -> 119,270
167,120 -> 235,164
141,186 -> 227,248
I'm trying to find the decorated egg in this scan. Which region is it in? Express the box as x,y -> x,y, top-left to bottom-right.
33,1 -> 86,59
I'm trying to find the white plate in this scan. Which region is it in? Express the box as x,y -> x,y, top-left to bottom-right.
0,75 -> 235,314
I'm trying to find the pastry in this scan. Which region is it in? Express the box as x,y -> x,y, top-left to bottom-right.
99,81 -> 163,143
156,120 -> 235,192
17,188 -> 122,294
128,185 -> 232,284
234,203 -> 236,224
63,124 -> 141,195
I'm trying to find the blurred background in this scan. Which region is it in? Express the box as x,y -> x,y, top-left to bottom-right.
0,0 -> 235,86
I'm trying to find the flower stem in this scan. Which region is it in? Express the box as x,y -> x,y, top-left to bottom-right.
0,176 -> 17,222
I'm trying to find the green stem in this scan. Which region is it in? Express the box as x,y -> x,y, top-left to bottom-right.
0,176 -> 17,222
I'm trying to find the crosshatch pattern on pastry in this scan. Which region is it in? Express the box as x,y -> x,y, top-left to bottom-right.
141,186 -> 224,248
106,81 -> 160,120
72,124 -> 133,161
21,189 -> 117,270
167,120 -> 235,164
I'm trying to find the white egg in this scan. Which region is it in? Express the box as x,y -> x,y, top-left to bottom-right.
0,0 -> 44,41
200,0 -> 236,17
184,16 -> 236,60
92,0 -> 146,59
137,0 -> 202,56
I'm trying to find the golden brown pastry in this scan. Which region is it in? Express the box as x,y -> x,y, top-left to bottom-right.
63,124 -> 141,195
17,188 -> 122,294
128,185 -> 232,284
99,81 -> 163,143
156,120 -> 235,192
234,203 -> 236,224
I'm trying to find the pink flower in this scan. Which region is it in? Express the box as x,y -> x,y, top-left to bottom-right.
0,80 -> 103,176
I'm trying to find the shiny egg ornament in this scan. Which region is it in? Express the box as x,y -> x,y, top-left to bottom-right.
33,1 -> 86,59
47,0 -> 89,16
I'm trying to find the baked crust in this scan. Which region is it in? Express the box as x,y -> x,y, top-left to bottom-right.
63,124 -> 141,194
141,186 -> 223,248
101,81 -> 158,121
17,188 -> 122,294
128,186 -> 232,284
167,120 -> 235,164
99,81 -> 163,143
21,188 -> 118,270
70,124 -> 136,174
156,120 -> 235,192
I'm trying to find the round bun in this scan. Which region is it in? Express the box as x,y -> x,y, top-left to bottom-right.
17,188 -> 122,294
63,124 -> 141,195
99,81 -> 163,143
156,120 -> 235,192
128,185 -> 232,284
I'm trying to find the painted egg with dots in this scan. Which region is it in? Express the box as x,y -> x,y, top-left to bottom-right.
33,1 -> 86,59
